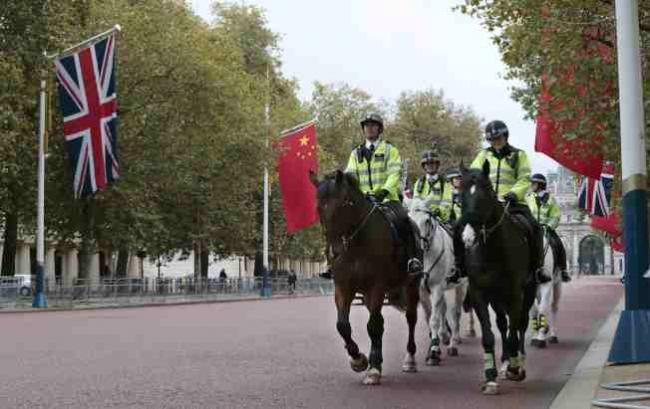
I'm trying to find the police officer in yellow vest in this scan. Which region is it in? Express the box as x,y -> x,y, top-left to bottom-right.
448,120 -> 549,284
344,113 -> 423,275
412,150 -> 450,220
526,174 -> 571,282
445,168 -> 463,224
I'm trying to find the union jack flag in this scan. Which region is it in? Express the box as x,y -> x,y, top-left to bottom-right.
54,34 -> 119,198
577,163 -> 614,217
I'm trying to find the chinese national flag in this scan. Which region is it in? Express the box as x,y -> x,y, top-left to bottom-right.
276,122 -> 319,233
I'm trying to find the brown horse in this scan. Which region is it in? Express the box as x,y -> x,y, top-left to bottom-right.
310,170 -> 420,385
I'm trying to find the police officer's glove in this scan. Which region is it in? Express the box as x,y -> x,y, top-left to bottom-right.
432,208 -> 442,219
503,192 -> 518,204
374,189 -> 390,202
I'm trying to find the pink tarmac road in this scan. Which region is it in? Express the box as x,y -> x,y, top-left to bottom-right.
0,276 -> 621,409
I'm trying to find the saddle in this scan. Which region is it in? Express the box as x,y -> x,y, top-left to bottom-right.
508,211 -> 533,243
375,201 -> 410,244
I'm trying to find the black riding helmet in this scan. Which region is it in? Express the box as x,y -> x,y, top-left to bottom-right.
420,150 -> 440,168
530,173 -> 547,189
485,120 -> 509,141
360,113 -> 384,134
446,168 -> 462,181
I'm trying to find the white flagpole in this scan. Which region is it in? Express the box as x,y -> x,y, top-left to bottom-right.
262,58 -> 271,294
32,75 -> 48,308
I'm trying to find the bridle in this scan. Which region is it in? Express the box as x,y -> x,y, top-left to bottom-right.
321,194 -> 378,269
478,200 -> 510,243
414,208 -> 447,275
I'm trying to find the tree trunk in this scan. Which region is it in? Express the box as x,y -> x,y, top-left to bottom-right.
1,212 -> 18,276
200,246 -> 209,279
115,248 -> 129,278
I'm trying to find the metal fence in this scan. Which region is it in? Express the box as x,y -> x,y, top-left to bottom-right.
0,276 -> 334,309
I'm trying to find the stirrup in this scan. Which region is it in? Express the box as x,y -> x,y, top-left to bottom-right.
407,258 -> 423,275
561,270 -> 571,283
446,266 -> 462,284
535,268 -> 552,284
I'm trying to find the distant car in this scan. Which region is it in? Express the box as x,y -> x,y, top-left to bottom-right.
0,275 -> 32,296
14,275 -> 32,296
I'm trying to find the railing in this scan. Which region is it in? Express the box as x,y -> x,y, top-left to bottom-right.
0,276 -> 334,309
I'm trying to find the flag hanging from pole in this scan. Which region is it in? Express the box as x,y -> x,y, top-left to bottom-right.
54,33 -> 119,198
276,121 -> 319,233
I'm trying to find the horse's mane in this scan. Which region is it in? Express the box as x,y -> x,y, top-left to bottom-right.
317,170 -> 362,200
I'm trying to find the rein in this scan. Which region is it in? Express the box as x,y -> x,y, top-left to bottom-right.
325,201 -> 378,269
417,209 -> 447,276
479,201 -> 510,243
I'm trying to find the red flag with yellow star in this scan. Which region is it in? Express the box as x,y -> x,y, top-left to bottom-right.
276,121 -> 319,233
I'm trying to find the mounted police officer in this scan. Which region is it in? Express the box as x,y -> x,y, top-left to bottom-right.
445,168 -> 463,224
412,150 -> 450,220
526,173 -> 572,282
320,113 -> 423,279
448,120 -> 549,284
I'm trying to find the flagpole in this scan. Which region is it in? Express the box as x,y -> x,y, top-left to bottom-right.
32,72 -> 48,308
262,54 -> 271,297
608,0 -> 650,364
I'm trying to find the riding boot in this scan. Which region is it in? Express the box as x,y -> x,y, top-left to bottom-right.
447,223 -> 466,284
532,225 -> 551,284
407,230 -> 423,276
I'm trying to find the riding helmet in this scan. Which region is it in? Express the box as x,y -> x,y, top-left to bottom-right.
530,173 -> 547,188
485,120 -> 509,141
360,113 -> 384,133
420,150 -> 440,166
446,168 -> 462,181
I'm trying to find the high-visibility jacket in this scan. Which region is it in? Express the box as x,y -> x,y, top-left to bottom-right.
526,191 -> 561,229
470,144 -> 531,203
345,139 -> 402,202
445,188 -> 462,223
412,174 -> 450,219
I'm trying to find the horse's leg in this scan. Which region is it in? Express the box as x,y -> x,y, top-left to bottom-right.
528,292 -> 540,344
463,289 -> 477,338
509,283 -> 537,382
426,284 -> 444,366
494,305 -> 509,377
335,285 -> 367,373
445,286 -> 463,356
549,281 -> 562,343
420,286 -> 434,360
402,279 -> 419,373
473,295 -> 499,394
533,282 -> 553,348
505,290 -> 527,382
364,286 -> 385,385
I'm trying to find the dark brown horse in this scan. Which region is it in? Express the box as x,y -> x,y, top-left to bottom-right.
310,170 -> 420,385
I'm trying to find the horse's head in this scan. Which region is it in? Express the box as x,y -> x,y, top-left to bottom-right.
309,170 -> 367,230
460,161 -> 499,227
408,198 -> 438,252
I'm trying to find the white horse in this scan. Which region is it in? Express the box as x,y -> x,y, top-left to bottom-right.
409,199 -> 468,365
529,227 -> 563,348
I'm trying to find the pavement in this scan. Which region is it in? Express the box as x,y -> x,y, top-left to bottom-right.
0,276 -> 623,409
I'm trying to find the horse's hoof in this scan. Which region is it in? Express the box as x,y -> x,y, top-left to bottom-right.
465,329 -> 477,338
426,356 -> 441,366
350,354 -> 369,373
498,362 -> 509,380
363,368 -> 382,385
402,354 -> 417,373
482,381 -> 500,395
549,336 -> 559,344
531,339 -> 547,349
506,367 -> 526,382
441,335 -> 451,346
448,347 -> 459,357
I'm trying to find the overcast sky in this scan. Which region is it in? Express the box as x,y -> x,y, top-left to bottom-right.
190,0 -> 559,174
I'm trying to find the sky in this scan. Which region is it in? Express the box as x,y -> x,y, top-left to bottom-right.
190,0 -> 559,174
